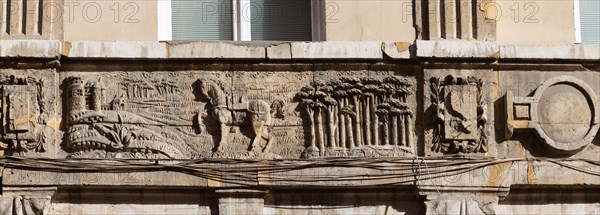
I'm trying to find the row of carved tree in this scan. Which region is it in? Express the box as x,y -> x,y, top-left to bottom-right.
297,76 -> 414,154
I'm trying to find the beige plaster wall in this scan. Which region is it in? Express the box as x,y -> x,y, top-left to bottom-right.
63,0 -> 157,41
324,0 -> 416,42
497,0 -> 575,45
58,0 -> 575,44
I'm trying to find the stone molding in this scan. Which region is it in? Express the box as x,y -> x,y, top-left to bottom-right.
0,40 -> 597,61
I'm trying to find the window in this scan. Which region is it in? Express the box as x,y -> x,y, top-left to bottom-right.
575,0 -> 600,44
159,0 -> 321,41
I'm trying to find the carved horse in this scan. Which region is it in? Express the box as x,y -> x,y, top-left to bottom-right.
197,79 -> 274,154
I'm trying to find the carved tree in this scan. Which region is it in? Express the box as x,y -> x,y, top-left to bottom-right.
343,77 -> 363,148
332,84 -> 348,148
340,106 -> 356,149
360,77 -> 380,146
376,103 -> 391,145
388,99 -> 402,146
298,76 -> 414,157
296,86 -> 317,151
314,81 -> 328,153
322,96 -> 337,148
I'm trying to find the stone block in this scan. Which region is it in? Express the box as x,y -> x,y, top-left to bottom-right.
216,189 -> 267,215
500,44 -> 600,60
0,40 -> 61,58
416,40 -> 499,59
289,42 -> 383,60
266,43 -> 292,59
64,41 -> 167,58
167,41 -> 266,59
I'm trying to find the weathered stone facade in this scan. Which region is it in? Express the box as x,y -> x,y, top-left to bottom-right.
0,40 -> 598,214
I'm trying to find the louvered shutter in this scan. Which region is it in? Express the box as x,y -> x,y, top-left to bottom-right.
172,0 -> 233,40
580,0 -> 600,44
250,0 -> 312,41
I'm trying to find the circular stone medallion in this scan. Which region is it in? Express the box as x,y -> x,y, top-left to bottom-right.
538,84 -> 593,143
530,76 -> 599,154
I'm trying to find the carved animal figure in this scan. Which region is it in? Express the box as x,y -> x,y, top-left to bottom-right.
197,79 -> 274,154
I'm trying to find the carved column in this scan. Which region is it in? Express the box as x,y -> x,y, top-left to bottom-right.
0,187 -> 56,215
215,189 -> 268,215
0,0 -> 62,39
415,0 -> 496,41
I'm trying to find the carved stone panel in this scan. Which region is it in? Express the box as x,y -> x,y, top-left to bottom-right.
300,69 -> 417,158
62,72 -> 231,159
505,75 -> 599,155
0,70 -> 58,157
426,70 -> 493,155
62,69 -> 317,159
444,85 -> 479,141
210,67 -> 314,159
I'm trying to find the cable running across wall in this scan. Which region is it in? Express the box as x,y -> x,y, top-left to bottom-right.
0,157 -> 598,186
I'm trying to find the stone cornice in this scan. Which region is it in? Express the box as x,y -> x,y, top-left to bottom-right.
0,40 -> 597,62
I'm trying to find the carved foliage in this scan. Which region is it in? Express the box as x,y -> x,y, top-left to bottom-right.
297,76 -> 415,157
430,75 -> 488,154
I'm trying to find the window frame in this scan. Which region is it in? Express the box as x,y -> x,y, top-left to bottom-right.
158,0 -> 324,41
574,0 -> 581,43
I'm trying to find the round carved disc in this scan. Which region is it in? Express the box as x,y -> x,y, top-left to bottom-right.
538,84 -> 594,144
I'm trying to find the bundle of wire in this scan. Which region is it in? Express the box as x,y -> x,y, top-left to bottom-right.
0,156 -> 598,187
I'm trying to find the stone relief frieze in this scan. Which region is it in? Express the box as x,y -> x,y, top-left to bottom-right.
429,75 -> 489,154
0,66 -> 595,160
63,71 -> 311,159
61,71 -> 423,159
505,75 -> 599,155
297,76 -> 416,158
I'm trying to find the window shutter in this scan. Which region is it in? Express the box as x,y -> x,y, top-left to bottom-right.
172,0 -> 233,40
579,0 -> 600,44
250,0 -> 312,41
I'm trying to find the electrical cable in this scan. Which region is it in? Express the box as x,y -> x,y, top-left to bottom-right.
0,156 -> 598,186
